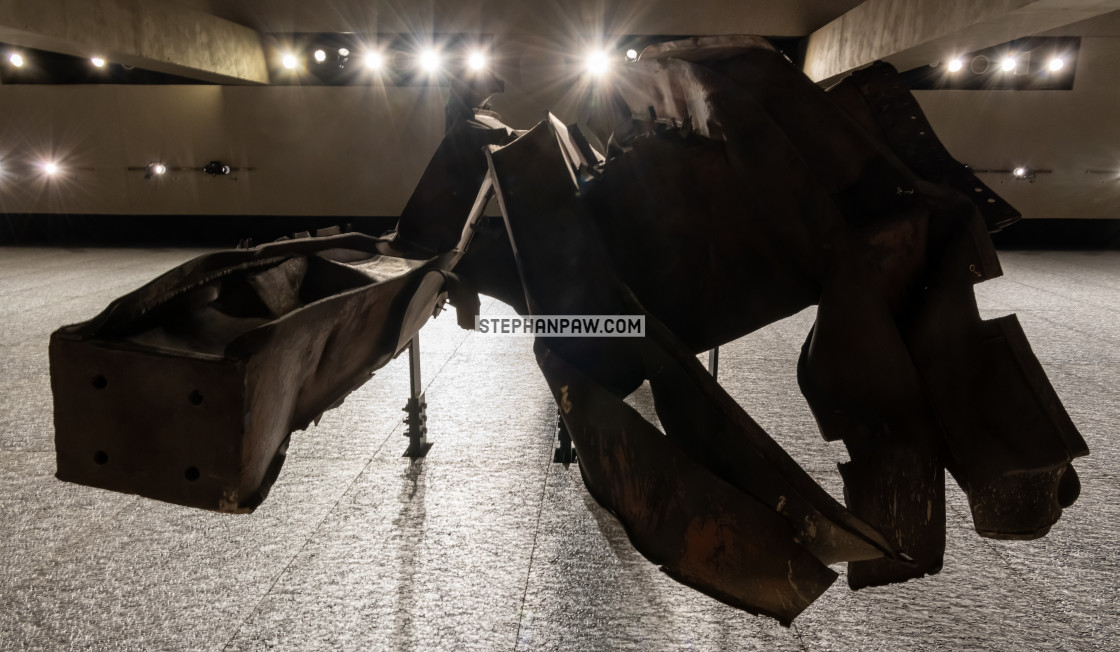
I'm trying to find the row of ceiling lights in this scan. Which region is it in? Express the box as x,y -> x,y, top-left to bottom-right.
8,52 -> 106,69
276,44 -> 640,76
944,54 -> 1067,73
7,46 -> 1067,78
278,45 -> 491,74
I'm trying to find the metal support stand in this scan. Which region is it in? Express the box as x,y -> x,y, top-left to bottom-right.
708,346 -> 719,380
553,410 -> 576,464
403,335 -> 432,458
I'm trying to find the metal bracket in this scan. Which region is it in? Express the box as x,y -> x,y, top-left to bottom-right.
553,410 -> 576,464
403,336 -> 432,458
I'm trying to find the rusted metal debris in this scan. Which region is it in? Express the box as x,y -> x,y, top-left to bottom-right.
51,35 -> 1087,624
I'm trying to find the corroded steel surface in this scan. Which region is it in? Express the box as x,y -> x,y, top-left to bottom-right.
51,35 -> 1087,624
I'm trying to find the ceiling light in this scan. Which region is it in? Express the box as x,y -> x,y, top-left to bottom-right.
338,47 -> 350,57
313,49 -> 327,63
365,52 -> 383,70
1012,167 -> 1035,181
1048,57 -> 1065,72
281,54 -> 298,70
145,162 -> 167,179
947,58 -> 963,72
420,49 -> 440,73
625,49 -> 638,62
467,51 -> 486,71
1000,56 -> 1017,72
585,50 -> 610,76
91,57 -> 106,68
42,162 -> 59,175
9,53 -> 23,68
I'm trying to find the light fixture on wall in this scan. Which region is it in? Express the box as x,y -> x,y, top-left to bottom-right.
203,161 -> 231,176
128,161 -> 251,178
968,165 -> 1051,181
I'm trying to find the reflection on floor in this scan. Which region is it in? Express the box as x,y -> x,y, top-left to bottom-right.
0,247 -> 1117,651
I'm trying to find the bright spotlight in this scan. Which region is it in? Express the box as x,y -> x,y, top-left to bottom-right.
313,49 -> 327,63
420,49 -> 440,73
338,47 -> 350,57
146,162 -> 167,178
1048,57 -> 1065,72
947,58 -> 963,72
365,52 -> 383,70
585,50 -> 610,76
281,54 -> 298,70
9,53 -> 23,68
1013,167 -> 1029,178
1000,57 -> 1017,72
42,162 -> 59,175
91,57 -> 106,68
625,48 -> 638,62
467,51 -> 486,71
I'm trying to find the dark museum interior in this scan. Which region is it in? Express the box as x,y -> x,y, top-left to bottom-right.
1,1 -> 1118,650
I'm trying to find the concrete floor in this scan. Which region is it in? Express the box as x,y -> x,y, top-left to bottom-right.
0,246 -> 1117,651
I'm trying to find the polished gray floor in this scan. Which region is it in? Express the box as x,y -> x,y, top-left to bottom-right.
0,247 -> 1117,651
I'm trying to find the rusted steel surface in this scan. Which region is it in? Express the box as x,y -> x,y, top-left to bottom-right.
52,232 -> 481,512
489,119 -> 906,622
575,37 -> 1085,589
50,34 -> 1088,624
537,346 -> 838,626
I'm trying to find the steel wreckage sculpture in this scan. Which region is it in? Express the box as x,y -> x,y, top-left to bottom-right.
50,37 -> 1088,624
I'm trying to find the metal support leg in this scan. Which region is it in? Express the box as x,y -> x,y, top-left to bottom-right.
553,410 -> 576,464
708,346 -> 719,380
403,335 -> 432,458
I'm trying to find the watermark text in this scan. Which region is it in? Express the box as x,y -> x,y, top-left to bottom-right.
475,315 -> 645,337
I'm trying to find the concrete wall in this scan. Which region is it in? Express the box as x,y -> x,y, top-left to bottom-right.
190,0 -> 863,39
0,10 -> 1117,219
0,84 -> 444,215
916,25 -> 1120,219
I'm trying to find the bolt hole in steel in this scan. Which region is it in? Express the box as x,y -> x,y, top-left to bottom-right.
188,390 -> 204,406
93,450 -> 109,465
184,467 -> 200,482
91,375 -> 108,389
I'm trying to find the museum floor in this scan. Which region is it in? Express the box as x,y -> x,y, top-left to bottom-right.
1,246 -> 1117,651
